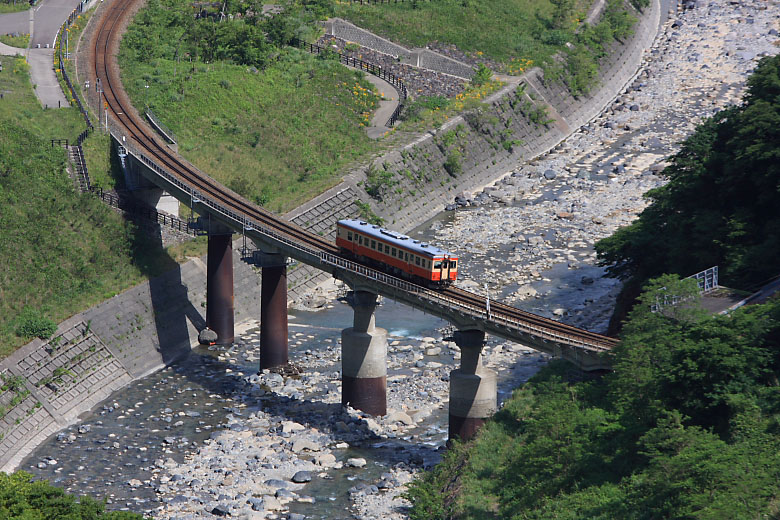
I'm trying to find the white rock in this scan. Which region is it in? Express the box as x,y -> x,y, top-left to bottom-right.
346,457 -> 367,468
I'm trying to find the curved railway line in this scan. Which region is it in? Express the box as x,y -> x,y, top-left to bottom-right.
89,0 -> 619,358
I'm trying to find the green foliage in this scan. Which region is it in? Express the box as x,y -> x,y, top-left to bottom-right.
0,471 -> 143,519
0,33 -> 29,48
120,0 -> 382,213
408,293 -> 780,519
443,151 -> 463,177
470,63 -> 493,87
334,0 -> 567,72
596,55 -> 780,289
354,201 -> 384,226
550,0 -> 577,29
14,307 -> 57,340
362,164 -> 397,201
0,62 -> 183,356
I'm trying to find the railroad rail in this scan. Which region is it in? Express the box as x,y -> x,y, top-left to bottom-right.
89,0 -> 618,369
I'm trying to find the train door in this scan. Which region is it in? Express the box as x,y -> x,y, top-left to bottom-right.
441,256 -> 451,282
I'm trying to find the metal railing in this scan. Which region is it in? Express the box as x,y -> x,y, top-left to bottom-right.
90,188 -> 196,234
291,38 -> 408,127
690,265 -> 718,293
56,0 -> 93,138
120,137 -> 613,353
145,110 -> 177,144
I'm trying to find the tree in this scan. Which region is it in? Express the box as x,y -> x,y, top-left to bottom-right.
0,471 -> 143,519
550,0 -> 576,29
596,55 -> 780,290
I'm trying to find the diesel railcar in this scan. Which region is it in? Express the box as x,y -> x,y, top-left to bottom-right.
336,219 -> 458,287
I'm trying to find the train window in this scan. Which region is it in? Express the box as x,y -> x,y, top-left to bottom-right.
347,232 -> 352,241
434,261 -> 442,269
415,257 -> 420,266
358,235 -> 363,245
392,247 -> 397,257
385,244 -> 390,254
405,253 -> 409,262
450,261 -> 457,268
371,240 -> 376,250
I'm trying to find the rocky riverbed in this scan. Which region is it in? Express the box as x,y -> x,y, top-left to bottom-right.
22,1 -> 779,519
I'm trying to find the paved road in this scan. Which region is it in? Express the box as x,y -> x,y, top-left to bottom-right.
27,48 -> 67,107
0,9 -> 30,39
0,0 -> 86,47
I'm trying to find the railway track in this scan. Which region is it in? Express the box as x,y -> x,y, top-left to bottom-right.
89,0 -> 618,355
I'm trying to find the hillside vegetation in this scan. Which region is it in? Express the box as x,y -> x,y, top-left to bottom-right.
405,56 -> 780,520
119,0 -> 385,213
0,58 -> 180,355
407,279 -> 780,519
596,55 -> 780,291
335,0 -> 641,94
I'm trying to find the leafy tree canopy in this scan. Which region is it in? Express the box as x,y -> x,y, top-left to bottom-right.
595,54 -> 780,289
0,472 -> 142,519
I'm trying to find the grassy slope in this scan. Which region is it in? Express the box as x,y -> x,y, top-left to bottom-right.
0,57 -> 183,356
119,1 -> 387,214
334,0 -> 590,71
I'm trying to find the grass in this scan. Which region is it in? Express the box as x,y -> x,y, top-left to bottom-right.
119,46 -> 385,213
0,58 -> 197,357
0,32 -> 29,48
333,0 -> 593,73
0,57 -> 85,140
0,1 -> 28,14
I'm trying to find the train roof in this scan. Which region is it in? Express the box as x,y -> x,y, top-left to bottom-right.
337,219 -> 457,258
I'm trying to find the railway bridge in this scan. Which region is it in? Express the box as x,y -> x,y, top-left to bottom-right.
88,0 -> 617,440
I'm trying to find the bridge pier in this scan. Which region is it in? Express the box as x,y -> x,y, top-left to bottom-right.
204,231 -> 235,345
449,330 -> 496,442
341,291 -> 387,416
259,252 -> 289,370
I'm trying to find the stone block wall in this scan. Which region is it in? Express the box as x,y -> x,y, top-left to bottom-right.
406,49 -> 474,79
0,253 -> 263,472
325,18 -> 411,58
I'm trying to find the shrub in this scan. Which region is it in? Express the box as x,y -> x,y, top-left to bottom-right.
444,151 -> 463,176
470,63 -> 493,86
15,307 -> 57,340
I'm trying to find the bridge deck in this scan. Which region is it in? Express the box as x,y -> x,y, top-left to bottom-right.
90,0 -> 617,371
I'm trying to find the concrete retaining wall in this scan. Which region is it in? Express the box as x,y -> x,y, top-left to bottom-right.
0,251 -> 262,472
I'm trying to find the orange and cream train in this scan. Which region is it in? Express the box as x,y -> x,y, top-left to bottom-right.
336,219 -> 459,288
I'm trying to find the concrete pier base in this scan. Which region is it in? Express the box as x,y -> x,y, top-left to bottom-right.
342,291 -> 387,416
260,253 -> 289,370
205,232 -> 234,344
449,330 -> 496,442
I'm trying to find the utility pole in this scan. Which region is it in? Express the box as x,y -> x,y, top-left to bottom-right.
485,283 -> 491,320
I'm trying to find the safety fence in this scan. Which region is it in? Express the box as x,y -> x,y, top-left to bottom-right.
291,38 -> 408,126
122,136 -> 615,354
56,0 -> 93,140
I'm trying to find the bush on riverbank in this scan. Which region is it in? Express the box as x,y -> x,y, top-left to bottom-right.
405,279 -> 780,519
0,471 -> 142,519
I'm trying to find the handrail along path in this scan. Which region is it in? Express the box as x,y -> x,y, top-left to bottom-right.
89,0 -> 618,368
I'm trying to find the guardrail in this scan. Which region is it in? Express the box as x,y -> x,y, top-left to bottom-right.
320,253 -> 613,352
56,0 -> 93,139
122,137 -> 613,353
91,188 -> 195,234
291,38 -> 408,126
145,110 -> 177,144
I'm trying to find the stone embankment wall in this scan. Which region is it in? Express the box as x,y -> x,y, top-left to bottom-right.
324,17 -> 474,78
0,252 -> 262,472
